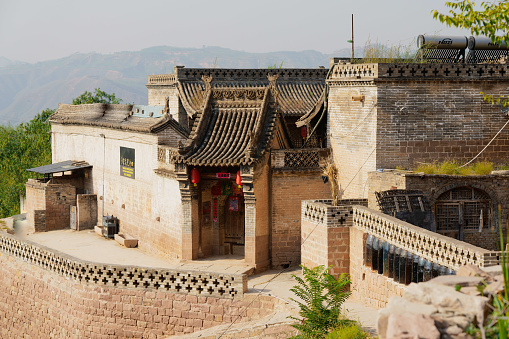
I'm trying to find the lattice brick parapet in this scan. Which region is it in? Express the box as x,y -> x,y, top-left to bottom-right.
272,149 -> 329,171
330,63 -> 509,80
352,205 -> 500,269
302,199 -> 368,227
0,232 -> 246,298
148,74 -> 177,85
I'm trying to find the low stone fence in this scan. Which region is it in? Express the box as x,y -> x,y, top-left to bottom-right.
0,231 -> 246,299
301,200 -> 502,309
353,205 -> 501,269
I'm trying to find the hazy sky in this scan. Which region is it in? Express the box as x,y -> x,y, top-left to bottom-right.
0,0 -> 471,63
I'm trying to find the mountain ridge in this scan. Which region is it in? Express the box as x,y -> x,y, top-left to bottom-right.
0,46 -> 354,124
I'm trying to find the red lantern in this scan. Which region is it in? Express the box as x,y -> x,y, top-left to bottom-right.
236,170 -> 242,188
301,126 -> 307,139
191,168 -> 199,186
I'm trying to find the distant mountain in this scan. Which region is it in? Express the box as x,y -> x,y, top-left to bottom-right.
0,46 -> 356,125
0,57 -> 25,69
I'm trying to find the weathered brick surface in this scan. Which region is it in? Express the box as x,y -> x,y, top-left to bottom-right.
349,226 -> 405,309
328,63 -> 509,200
271,172 -> 330,269
300,199 -> 367,277
0,251 -> 282,338
25,179 -> 76,232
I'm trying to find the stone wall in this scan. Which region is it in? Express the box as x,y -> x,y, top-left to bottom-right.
0,242 -> 282,338
271,171 -> 331,269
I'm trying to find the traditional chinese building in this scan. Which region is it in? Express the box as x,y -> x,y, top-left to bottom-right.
30,67 -> 331,271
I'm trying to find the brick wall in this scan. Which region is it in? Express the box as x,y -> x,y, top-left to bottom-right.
76,194 -> 97,230
44,184 -> 76,231
376,81 -> 509,169
327,85 -> 377,199
0,252 -> 283,338
328,63 -> 509,201
349,226 -> 405,309
300,199 -> 367,278
25,179 -> 47,232
271,171 -> 330,269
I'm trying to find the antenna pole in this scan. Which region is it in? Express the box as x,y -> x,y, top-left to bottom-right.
351,14 -> 354,60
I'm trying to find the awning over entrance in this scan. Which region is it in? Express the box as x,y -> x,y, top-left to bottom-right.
27,160 -> 92,175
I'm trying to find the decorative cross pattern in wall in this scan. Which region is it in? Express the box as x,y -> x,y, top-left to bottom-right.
157,147 -> 166,163
331,63 -> 509,79
0,232 -> 246,298
283,150 -> 320,168
352,205 -> 501,269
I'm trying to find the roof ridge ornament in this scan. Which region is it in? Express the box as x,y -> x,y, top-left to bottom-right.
267,73 -> 280,102
202,75 -> 213,92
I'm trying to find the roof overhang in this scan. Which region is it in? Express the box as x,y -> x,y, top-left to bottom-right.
27,160 -> 92,175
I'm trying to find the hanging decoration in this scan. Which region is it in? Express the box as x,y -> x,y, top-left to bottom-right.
236,170 -> 242,188
229,197 -> 239,211
222,181 -> 233,196
301,126 -> 307,139
213,197 -> 218,222
211,181 -> 222,196
191,168 -> 199,186
232,184 -> 243,196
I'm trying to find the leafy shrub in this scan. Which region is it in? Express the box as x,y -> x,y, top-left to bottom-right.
290,265 -> 351,338
326,322 -> 370,339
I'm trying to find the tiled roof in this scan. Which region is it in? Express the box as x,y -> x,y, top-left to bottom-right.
50,103 -> 189,136
176,68 -> 327,117
296,89 -> 326,128
176,87 -> 275,166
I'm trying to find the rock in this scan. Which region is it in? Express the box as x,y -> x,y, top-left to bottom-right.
456,265 -> 491,280
427,275 -> 483,288
404,282 -> 488,325
484,278 -> 504,295
377,297 -> 437,338
459,286 -> 481,296
386,313 -> 440,339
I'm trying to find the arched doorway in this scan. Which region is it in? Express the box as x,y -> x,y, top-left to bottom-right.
435,186 -> 492,241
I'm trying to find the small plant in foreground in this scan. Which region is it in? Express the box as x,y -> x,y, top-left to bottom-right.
326,322 -> 371,339
289,265 -> 351,338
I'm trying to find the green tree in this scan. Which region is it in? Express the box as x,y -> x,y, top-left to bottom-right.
0,89 -> 123,218
72,88 -> 122,105
434,1 -> 509,106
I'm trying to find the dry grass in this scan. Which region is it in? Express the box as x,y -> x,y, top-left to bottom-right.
323,158 -> 341,205
358,38 -> 416,64
414,160 -> 495,175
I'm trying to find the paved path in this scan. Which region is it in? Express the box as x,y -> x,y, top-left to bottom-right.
26,229 -> 253,275
247,268 -> 378,334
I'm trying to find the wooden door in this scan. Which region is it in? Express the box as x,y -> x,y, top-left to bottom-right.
225,196 -> 245,245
